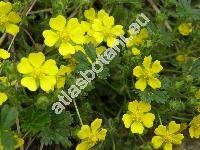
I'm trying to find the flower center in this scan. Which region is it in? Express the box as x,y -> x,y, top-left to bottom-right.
59,30 -> 70,41
32,68 -> 43,79
132,112 -> 143,122
89,133 -> 98,142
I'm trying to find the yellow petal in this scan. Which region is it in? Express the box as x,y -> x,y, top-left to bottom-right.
103,16 -> 114,27
92,19 -> 103,31
77,125 -> 90,139
0,49 -> 10,59
43,30 -> 59,47
138,101 -> 151,112
84,8 -> 95,20
133,66 -> 144,77
58,42 -> 76,56
151,60 -> 163,74
97,9 -> 109,21
97,129 -> 107,140
49,15 -> 66,31
111,25 -> 124,36
128,100 -> 138,113
148,78 -> 161,89
152,136 -> 163,149
107,36 -> 116,47
168,121 -> 180,134
8,12 -> 21,23
135,78 -> 147,91
0,2 -> 12,14
131,122 -> 144,134
21,77 -> 37,91
5,23 -> 19,35
17,58 -> 33,74
57,65 -> 73,75
155,125 -> 167,136
172,134 -> 184,144
66,18 -> 80,31
93,32 -> 104,44
143,55 -> 152,69
142,113 -> 155,128
96,46 -> 106,55
132,48 -> 141,55
163,142 -> 172,150
122,114 -> 133,128
189,126 -> 195,138
91,118 -> 102,133
0,92 -> 8,105
56,77 -> 65,89
76,141 -> 94,150
41,59 -> 58,75
28,52 -> 45,67
40,76 -> 56,92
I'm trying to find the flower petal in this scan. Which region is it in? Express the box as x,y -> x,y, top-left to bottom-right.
58,42 -> 76,56
111,25 -> 124,36
40,76 -> 56,92
148,77 -> 161,89
97,129 -> 107,140
152,136 -> 163,149
107,36 -> 116,47
151,60 -> 163,74
143,55 -> 152,69
103,16 -> 114,27
5,23 -> 19,35
168,121 -> 180,134
0,49 -> 10,59
172,134 -> 184,144
142,113 -> 155,128
43,30 -> 59,47
135,78 -> 147,91
84,8 -> 95,20
0,2 -> 12,15
0,92 -> 8,105
131,122 -> 144,134
76,141 -> 94,150
77,125 -> 90,139
155,125 -> 167,136
8,12 -> 21,23
91,118 -> 102,133
138,101 -> 151,113
49,15 -> 66,31
128,100 -> 138,113
133,66 -> 144,77
28,52 -> 45,68
21,77 -> 37,91
122,114 -> 133,128
163,142 -> 172,150
41,59 -> 58,76
17,58 -> 33,74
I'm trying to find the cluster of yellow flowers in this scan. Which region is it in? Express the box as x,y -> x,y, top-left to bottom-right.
0,1 -> 21,35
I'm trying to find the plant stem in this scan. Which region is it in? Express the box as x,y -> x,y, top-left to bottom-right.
72,99 -> 83,126
158,113 -> 163,125
0,32 -> 6,46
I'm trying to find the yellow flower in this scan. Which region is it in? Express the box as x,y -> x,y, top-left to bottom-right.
178,23 -> 192,36
132,47 -> 141,55
122,100 -> 155,134
76,118 -> 107,150
189,114 -> 200,138
56,65 -> 74,89
0,1 -> 21,35
126,28 -> 148,47
84,8 -> 124,47
17,52 -> 58,92
0,92 -> 8,105
152,121 -> 184,150
96,46 -> 106,55
133,55 -> 163,91
43,15 -> 86,56
176,54 -> 186,63
0,49 -> 10,59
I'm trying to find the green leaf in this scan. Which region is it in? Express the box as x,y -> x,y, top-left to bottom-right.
84,43 -> 97,62
0,131 -> 16,150
0,105 -> 18,130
